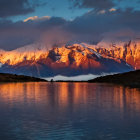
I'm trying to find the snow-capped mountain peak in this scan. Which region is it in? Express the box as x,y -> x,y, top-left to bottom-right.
0,41 -> 137,77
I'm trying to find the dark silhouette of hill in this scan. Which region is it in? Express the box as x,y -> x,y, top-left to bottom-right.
0,73 -> 46,82
88,70 -> 140,88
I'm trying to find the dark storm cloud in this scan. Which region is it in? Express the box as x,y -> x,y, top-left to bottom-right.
64,8 -> 140,43
68,8 -> 140,33
0,0 -> 37,18
70,0 -> 115,10
0,17 -> 67,50
0,8 -> 140,50
70,0 -> 140,11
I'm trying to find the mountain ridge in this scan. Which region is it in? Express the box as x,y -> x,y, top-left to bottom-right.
0,40 -> 138,77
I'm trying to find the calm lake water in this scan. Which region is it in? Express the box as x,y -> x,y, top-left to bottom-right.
0,82 -> 140,140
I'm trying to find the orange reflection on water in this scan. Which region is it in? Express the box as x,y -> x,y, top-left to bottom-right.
0,82 -> 140,114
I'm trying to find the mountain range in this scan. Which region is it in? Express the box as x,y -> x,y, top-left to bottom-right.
0,40 -> 139,77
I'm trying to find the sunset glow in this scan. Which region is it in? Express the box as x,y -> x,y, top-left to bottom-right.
0,0 -> 140,139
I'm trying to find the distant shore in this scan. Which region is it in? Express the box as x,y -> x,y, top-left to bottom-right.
0,73 -> 47,82
88,70 -> 140,88
0,70 -> 140,89
51,70 -> 140,88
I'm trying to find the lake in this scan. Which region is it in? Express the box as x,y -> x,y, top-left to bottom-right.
0,82 -> 140,140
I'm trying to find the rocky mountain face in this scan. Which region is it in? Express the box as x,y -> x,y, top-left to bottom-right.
0,41 -> 138,77
93,40 -> 140,69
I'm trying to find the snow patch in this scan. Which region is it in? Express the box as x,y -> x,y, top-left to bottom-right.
0,63 -> 3,67
126,63 -> 131,67
93,51 -> 101,58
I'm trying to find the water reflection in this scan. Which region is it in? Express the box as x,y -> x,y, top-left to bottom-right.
0,82 -> 140,140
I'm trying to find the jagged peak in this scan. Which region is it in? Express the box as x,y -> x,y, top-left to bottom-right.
0,40 -> 139,70
97,39 -> 140,49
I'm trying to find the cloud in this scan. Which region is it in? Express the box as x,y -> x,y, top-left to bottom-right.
102,29 -> 140,42
44,74 -> 100,81
66,8 -> 140,40
70,0 -> 115,10
0,17 -> 67,50
109,8 -> 116,12
23,16 -> 51,22
0,8 -> 140,50
39,26 -> 74,48
0,0 -> 44,18
70,0 -> 140,13
98,10 -> 106,14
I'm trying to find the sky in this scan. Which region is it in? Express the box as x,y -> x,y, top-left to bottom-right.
0,0 -> 140,50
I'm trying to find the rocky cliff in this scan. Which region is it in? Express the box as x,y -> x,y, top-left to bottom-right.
0,41 -> 138,77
